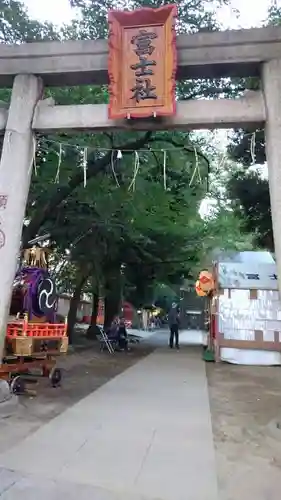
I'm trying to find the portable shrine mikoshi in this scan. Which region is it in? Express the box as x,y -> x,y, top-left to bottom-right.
0,245 -> 68,394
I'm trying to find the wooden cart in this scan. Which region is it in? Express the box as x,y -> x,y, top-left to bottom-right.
0,315 -> 68,394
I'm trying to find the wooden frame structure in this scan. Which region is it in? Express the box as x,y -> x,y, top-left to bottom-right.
210,269 -> 281,362
218,332 -> 281,352
1,24 -> 281,359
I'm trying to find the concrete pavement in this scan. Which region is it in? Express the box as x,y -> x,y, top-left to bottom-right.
143,328 -> 207,347
0,346 -> 218,499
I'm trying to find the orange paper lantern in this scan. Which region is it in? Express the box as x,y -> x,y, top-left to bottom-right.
195,280 -> 207,297
198,270 -> 214,293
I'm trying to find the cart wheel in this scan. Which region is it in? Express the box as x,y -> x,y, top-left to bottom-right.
49,367 -> 62,388
10,376 -> 25,395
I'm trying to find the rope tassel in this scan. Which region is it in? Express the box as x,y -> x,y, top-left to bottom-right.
111,150 -> 120,187
32,135 -> 38,177
163,150 -> 167,190
83,147 -> 88,188
189,146 -> 202,187
55,143 -> 62,183
250,131 -> 256,165
128,151 -> 140,192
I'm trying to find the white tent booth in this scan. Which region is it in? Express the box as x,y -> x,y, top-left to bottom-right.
213,251 -> 281,365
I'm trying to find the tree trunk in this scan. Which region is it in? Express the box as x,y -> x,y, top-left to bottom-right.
103,271 -> 121,331
104,294 -> 120,331
86,291 -> 100,340
67,274 -> 87,344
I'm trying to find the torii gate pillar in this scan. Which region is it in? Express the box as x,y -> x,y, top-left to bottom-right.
0,74 -> 42,360
263,60 -> 281,295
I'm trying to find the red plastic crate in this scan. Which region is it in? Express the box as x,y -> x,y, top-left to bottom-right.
7,321 -> 67,339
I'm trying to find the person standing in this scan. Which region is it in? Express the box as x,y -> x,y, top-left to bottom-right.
168,302 -> 180,349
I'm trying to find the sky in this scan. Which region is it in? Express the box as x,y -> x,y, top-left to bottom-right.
23,0 -> 273,29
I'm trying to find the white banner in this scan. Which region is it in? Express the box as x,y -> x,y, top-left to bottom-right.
218,262 -> 278,290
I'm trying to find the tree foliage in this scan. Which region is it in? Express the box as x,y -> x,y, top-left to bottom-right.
227,169 -> 272,251
224,2 -> 281,253
0,0 -> 58,43
227,0 -> 280,166
0,0 -> 253,334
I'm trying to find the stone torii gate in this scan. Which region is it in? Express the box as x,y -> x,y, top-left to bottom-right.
0,25 -> 281,356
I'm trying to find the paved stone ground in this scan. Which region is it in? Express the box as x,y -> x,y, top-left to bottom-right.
2,329 -> 281,499
0,338 -> 154,454
0,346 -> 218,500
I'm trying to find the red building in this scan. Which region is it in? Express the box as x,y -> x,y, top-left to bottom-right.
96,299 -> 134,328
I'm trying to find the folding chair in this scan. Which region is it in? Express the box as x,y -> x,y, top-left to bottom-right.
97,329 -> 116,354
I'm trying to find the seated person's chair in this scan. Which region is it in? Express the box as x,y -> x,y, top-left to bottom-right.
97,328 -> 116,354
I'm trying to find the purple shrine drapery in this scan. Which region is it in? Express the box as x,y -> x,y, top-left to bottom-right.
14,267 -> 56,322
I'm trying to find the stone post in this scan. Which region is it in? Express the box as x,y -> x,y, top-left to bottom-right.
263,59 -> 281,296
0,74 -> 42,361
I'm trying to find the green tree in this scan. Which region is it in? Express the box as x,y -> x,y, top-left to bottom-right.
227,169 -> 272,250
197,151 -> 256,255
21,0 -> 236,245
1,0 -> 252,337
0,0 -> 58,43
227,0 -> 280,166
42,137 -> 209,333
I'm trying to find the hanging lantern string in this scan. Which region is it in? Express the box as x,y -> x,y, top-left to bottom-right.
36,140 -> 210,190
39,127 -> 265,154
39,136 -> 212,154
34,132 -> 262,188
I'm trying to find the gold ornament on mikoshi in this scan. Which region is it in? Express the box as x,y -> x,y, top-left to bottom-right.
195,280 -> 207,297
198,270 -> 214,293
22,246 -> 50,269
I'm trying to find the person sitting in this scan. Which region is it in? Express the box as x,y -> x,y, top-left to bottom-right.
105,318 -> 129,351
117,318 -> 129,351
106,319 -> 118,339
